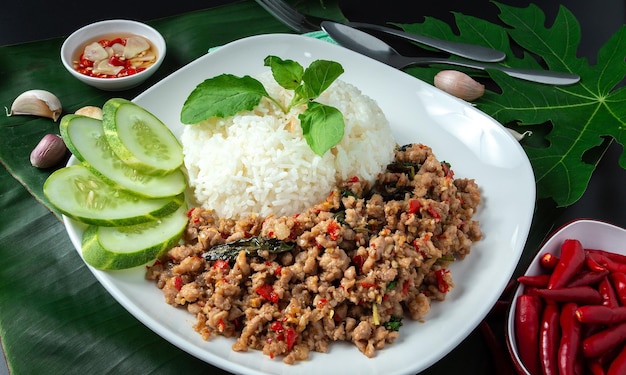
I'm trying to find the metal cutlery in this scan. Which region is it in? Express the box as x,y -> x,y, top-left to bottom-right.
254,0 -> 506,62
321,21 -> 581,86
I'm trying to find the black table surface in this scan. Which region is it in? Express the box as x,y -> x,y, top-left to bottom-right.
2,0 -> 626,374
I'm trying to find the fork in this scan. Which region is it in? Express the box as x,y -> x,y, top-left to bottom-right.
254,0 -> 506,63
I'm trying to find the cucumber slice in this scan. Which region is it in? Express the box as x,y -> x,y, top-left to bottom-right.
60,114 -> 186,198
44,164 -> 184,226
81,203 -> 188,270
102,98 -> 183,176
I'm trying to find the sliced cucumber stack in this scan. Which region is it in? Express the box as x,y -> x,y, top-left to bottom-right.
103,98 -> 183,176
44,165 -> 184,226
60,114 -> 186,198
44,98 -> 191,270
82,203 -> 188,270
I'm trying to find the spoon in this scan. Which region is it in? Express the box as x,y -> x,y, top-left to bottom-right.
347,22 -> 506,62
321,21 -> 581,86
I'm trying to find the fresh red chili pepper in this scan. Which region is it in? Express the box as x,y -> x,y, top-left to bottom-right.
599,276 -> 621,307
517,274 -> 550,288
590,253 -> 626,274
576,305 -> 626,325
541,253 -> 560,270
609,272 -> 626,306
535,286 -> 603,305
539,301 -> 560,375
587,249 -> 626,265
548,239 -> 585,289
559,302 -> 581,375
586,252 -> 609,272
567,269 -> 609,287
515,294 -> 542,375
255,284 -> 279,304
608,344 -> 626,375
582,321 -> 626,358
588,359 -> 606,375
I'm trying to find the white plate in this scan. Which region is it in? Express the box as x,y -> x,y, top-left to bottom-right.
64,34 -> 536,375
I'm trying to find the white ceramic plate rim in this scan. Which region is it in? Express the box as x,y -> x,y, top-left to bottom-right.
64,34 -> 536,375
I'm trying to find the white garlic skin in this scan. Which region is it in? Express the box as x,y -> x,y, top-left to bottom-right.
75,106 -> 103,120
8,90 -> 63,122
30,134 -> 67,168
434,70 -> 485,101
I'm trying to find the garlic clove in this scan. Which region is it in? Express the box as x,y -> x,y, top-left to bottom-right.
30,134 -> 67,168
123,36 -> 150,59
7,89 -> 63,122
434,70 -> 485,102
83,42 -> 109,62
75,106 -> 103,120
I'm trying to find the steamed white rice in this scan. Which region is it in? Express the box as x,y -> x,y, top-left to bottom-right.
181,71 -> 396,219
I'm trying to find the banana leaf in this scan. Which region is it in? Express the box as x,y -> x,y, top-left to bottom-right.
0,1 -> 498,373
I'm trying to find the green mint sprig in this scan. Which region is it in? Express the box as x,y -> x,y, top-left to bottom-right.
180,55 -> 345,156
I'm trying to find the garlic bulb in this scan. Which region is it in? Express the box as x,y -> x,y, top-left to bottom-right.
7,90 -> 63,122
75,106 -> 103,120
30,134 -> 67,168
434,70 -> 485,101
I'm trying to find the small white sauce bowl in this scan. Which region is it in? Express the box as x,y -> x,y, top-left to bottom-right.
60,19 -> 166,91
506,218 -> 626,375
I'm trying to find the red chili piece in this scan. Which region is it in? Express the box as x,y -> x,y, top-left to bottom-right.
535,286 -> 603,305
567,269 -> 609,287
608,344 -> 626,375
590,253 -> 626,274
575,305 -> 626,325
559,302 -> 581,375
326,220 -> 341,241
609,272 -> 626,306
587,249 -> 626,265
434,269 -> 450,293
212,259 -> 230,270
541,253 -> 560,270
517,274 -> 550,288
599,276 -> 621,307
515,294 -> 541,375
540,301 -> 560,375
408,199 -> 421,214
586,252 -> 609,272
548,239 -> 585,289
588,359 -> 606,375
582,321 -> 626,358
255,284 -> 280,304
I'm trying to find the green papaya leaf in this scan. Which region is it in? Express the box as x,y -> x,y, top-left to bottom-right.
397,2 -> 626,207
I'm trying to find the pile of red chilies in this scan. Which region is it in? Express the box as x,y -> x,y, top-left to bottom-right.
515,238 -> 626,375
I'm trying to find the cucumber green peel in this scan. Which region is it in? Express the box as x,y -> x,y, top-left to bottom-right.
44,165 -> 184,227
60,114 -> 186,198
81,203 -> 188,270
103,98 -> 183,176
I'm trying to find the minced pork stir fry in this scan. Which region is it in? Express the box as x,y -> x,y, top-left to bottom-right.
146,143 -> 482,364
